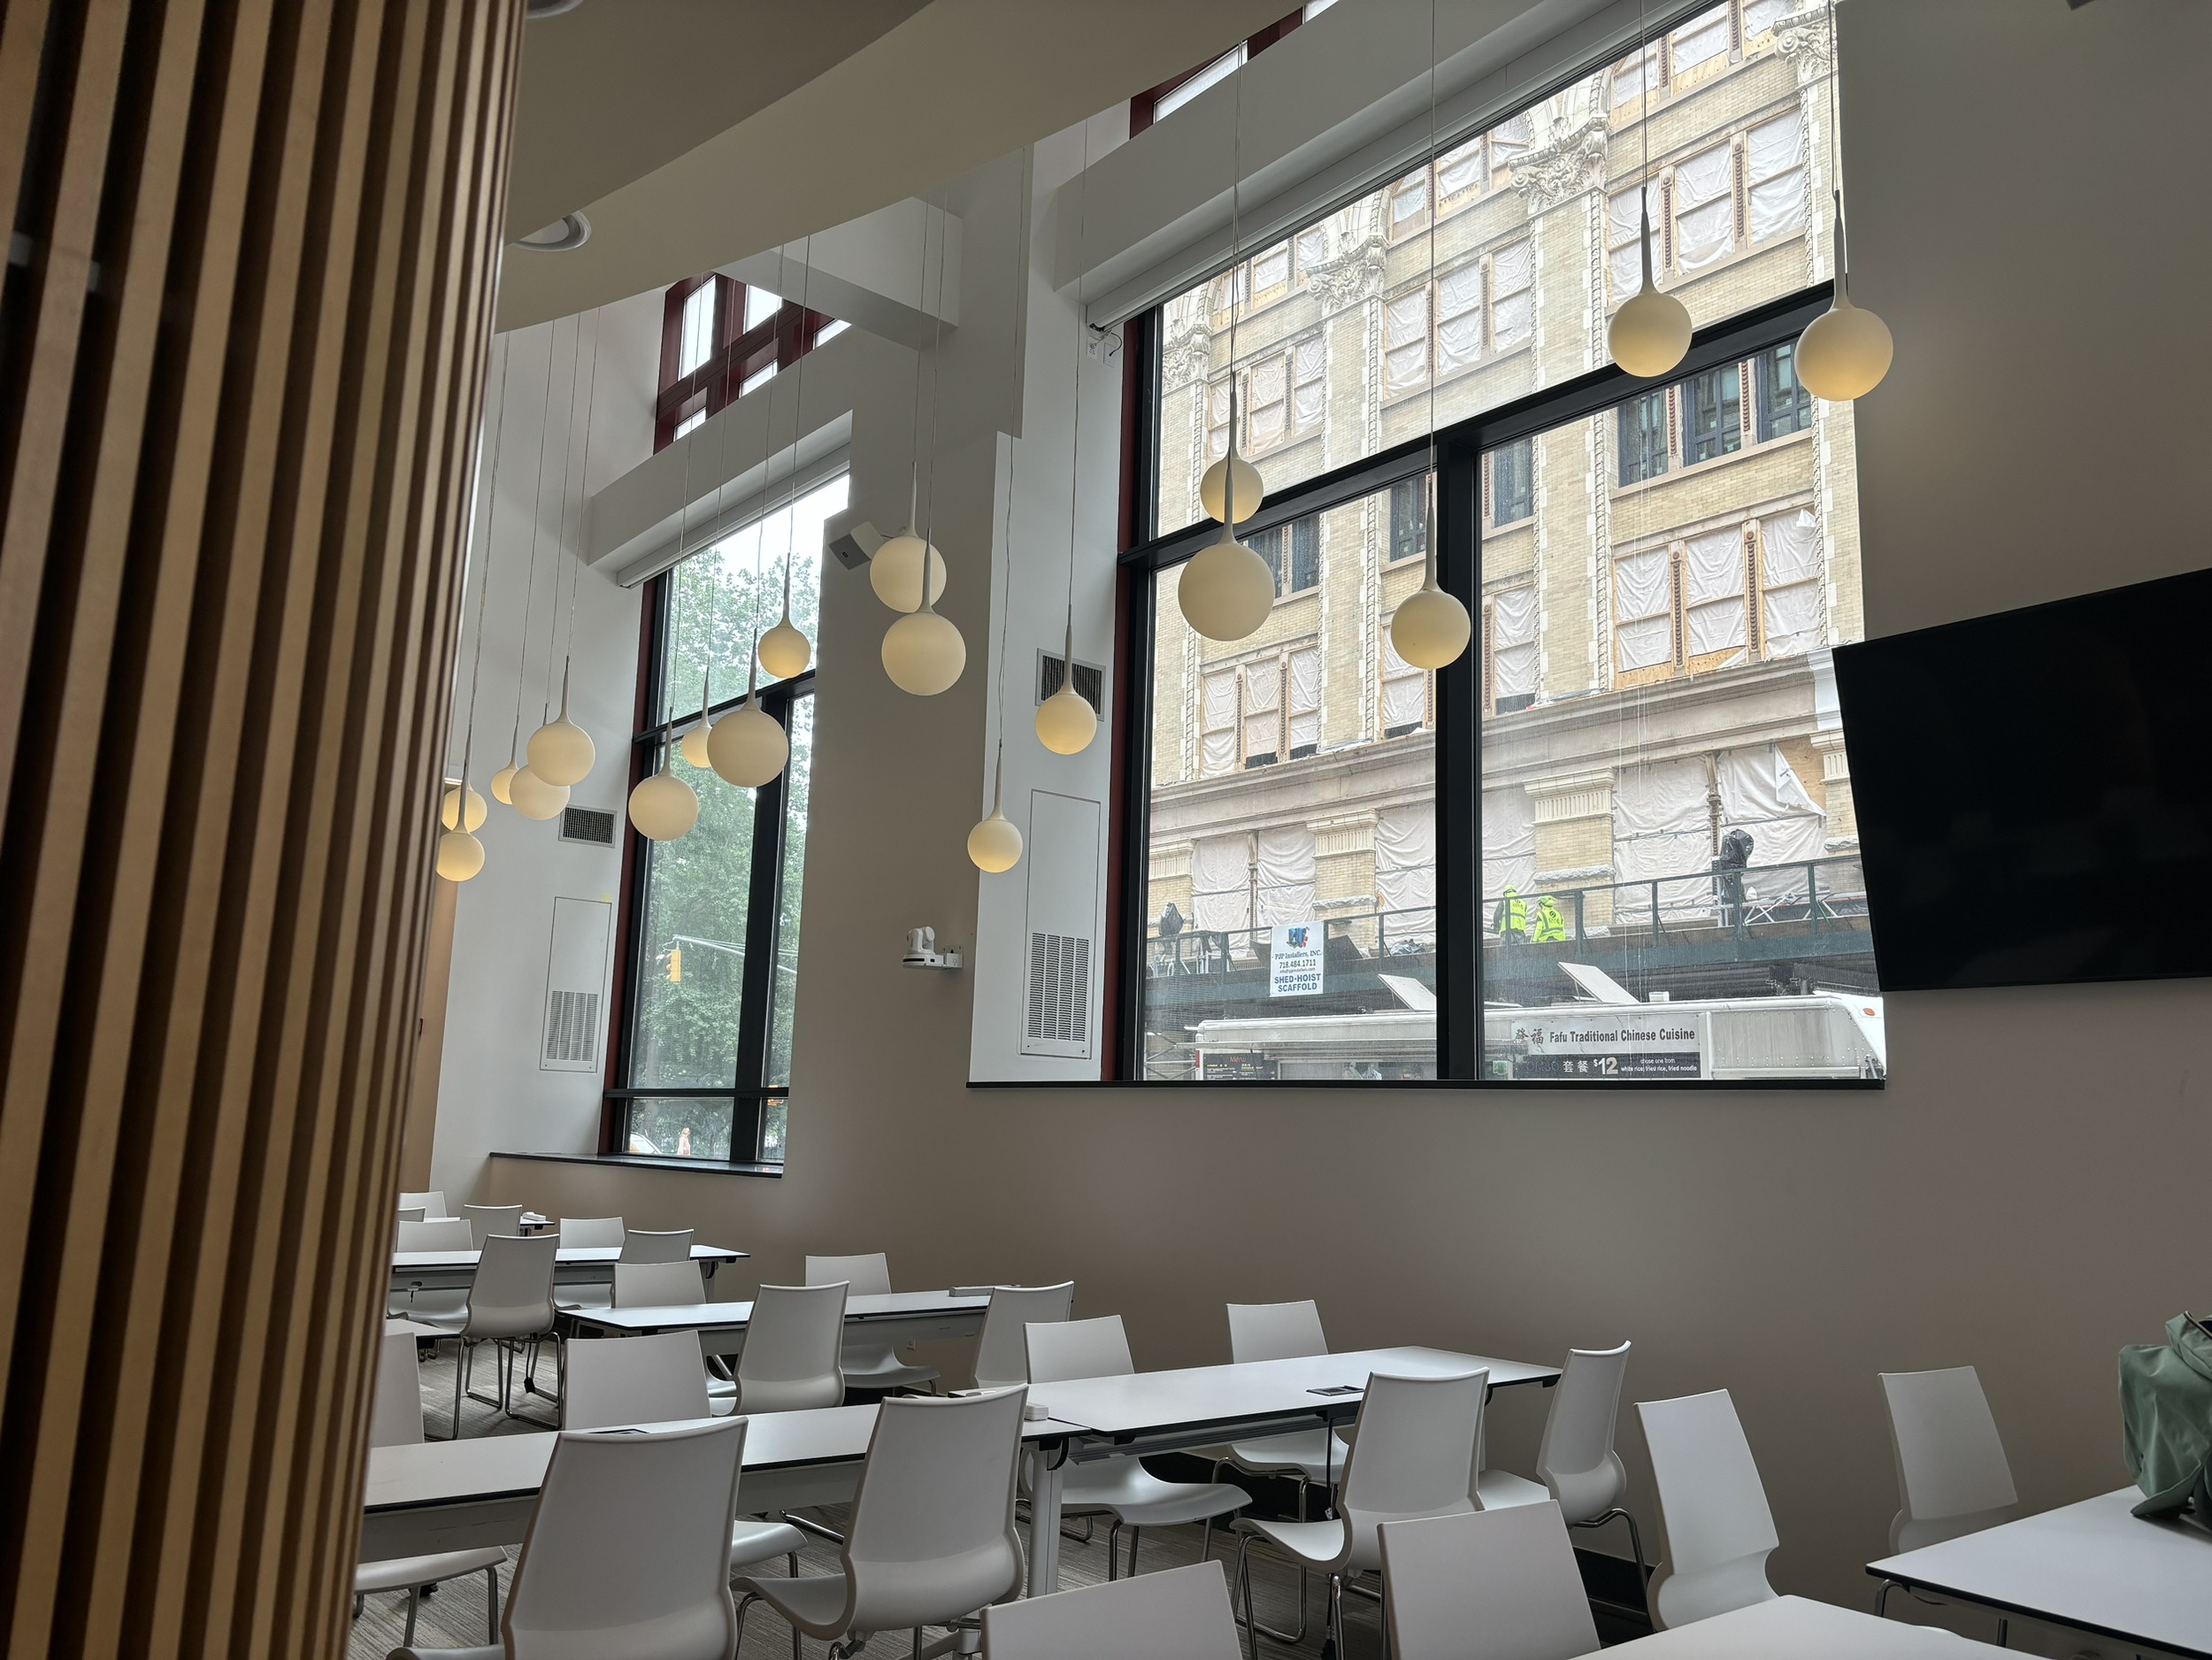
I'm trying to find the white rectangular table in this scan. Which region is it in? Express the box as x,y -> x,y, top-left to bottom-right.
1609,1595 -> 1995,1656
360,1403 -> 1087,1564
1869,1487 -> 2212,1660
570,1289 -> 990,1357
1023,1345 -> 1559,1596
388,1241 -> 746,1296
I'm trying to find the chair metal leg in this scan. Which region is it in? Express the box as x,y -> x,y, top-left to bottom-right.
403,1586 -> 421,1648
1876,1579 -> 1897,1618
1126,1526 -> 1141,1579
485,1562 -> 502,1642
1106,1519 -> 1122,1580
1234,1533 -> 1259,1660
451,1339 -> 469,1439
1571,1508 -> 1649,1616
1230,1529 -> 1311,1648
1325,1571 -> 1346,1660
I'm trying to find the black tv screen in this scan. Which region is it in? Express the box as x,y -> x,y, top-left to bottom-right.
1832,567 -> 2212,991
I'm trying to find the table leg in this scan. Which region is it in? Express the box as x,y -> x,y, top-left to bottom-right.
1027,1444 -> 1064,1596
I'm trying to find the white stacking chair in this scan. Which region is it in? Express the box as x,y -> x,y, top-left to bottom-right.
806,1252 -> 941,1393
396,1205 -> 426,1225
972,1282 -> 1073,1389
419,1233 -> 562,1438
621,1226 -> 695,1263
983,1559 -> 1242,1659
563,1331 -> 807,1587
738,1282 -> 848,1412
355,1331 -> 508,1648
1211,1301 -> 1353,1493
615,1259 -> 707,1305
1029,1316 -> 1249,1579
734,1388 -> 1027,1659
1379,1502 -> 1601,1660
1880,1366 -> 2017,1552
399,1189 -> 447,1218
1636,1388 -> 1778,1628
393,1417 -> 747,1660
557,1215 -> 625,1247
462,1203 -> 524,1246
391,1216 -> 475,1321
1477,1342 -> 1644,1579
1233,1367 -> 1488,1660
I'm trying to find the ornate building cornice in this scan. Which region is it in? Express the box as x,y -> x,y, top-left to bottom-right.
1774,6 -> 1832,83
1509,86 -> 1609,217
1303,235 -> 1387,312
1161,318 -> 1213,390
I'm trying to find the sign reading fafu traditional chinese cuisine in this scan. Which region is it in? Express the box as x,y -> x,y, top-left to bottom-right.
1269,924 -> 1325,997
1506,1007 -> 1709,1078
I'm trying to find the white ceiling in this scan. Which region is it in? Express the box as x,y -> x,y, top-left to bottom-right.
495,0 -> 1297,330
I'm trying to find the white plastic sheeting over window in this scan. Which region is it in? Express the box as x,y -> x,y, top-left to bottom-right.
1481,786 -> 1536,901
1744,0 -> 1793,40
1206,378 -> 1231,461
1293,336 -> 1325,432
1671,7 -> 1731,81
1376,803 -> 1436,948
1288,647 -> 1322,751
1251,242 -> 1291,296
1673,144 -> 1736,273
1437,264 -> 1484,374
1254,824 -> 1317,926
1438,137 -> 1486,202
1381,628 -> 1428,731
1491,240 -> 1534,351
1761,508 -> 1825,657
1191,834 -> 1250,932
1609,184 -> 1661,299
1491,586 -> 1539,702
1684,526 -> 1748,661
1389,175 -> 1428,238
1242,658 -> 1282,761
1199,668 -> 1238,776
1248,353 -> 1288,450
1747,109 -> 1807,242
1613,43 -> 1660,108
1385,288 -> 1428,394
1612,746 -> 1827,918
1614,545 -> 1674,673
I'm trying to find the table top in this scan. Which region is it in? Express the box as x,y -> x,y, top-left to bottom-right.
1607,1595 -> 1992,1656
1028,1346 -> 1559,1439
1869,1487 -> 2212,1659
365,1400 -> 1085,1516
390,1242 -> 746,1272
572,1289 -> 990,1334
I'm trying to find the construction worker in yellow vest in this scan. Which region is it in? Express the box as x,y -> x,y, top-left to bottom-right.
1529,893 -> 1568,943
1493,886 -> 1527,941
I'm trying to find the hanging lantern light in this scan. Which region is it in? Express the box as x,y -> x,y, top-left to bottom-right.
1035,611 -> 1097,755
709,636 -> 789,787
1609,193 -> 1691,377
1178,521 -> 1275,642
1199,450 -> 1263,526
1391,476 -> 1469,670
628,740 -> 700,841
679,672 -> 714,768
489,765 -> 518,805
436,827 -> 486,882
1795,192 -> 1892,401
508,765 -> 570,820
870,532 -> 947,613
758,539 -> 813,679
526,661 -> 595,786
441,780 -> 488,832
881,593 -> 965,696
967,741 -> 1024,873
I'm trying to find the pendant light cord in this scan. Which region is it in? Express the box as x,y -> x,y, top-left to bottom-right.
1225,58 -> 1242,522
1824,0 -> 1847,293
780,233 -> 816,630
907,201 -> 930,531
1064,117 -> 1091,658
1424,0 -> 1440,587
993,150 -> 1030,806
457,351 -> 506,791
918,188 -> 950,596
530,324 -> 562,725
562,307 -> 601,693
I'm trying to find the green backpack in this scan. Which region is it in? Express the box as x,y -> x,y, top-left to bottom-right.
2119,1313 -> 2212,1518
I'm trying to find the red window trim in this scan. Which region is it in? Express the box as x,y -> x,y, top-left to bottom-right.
654,273 -> 840,452
1129,9 -> 1305,136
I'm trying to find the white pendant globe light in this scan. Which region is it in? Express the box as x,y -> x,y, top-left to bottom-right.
679,672 -> 713,768
435,827 -> 485,882
1178,521 -> 1275,642
441,780 -> 488,832
881,596 -> 964,696
526,661 -> 595,786
1608,1 -> 1690,380
967,741 -> 1024,873
1199,450 -> 1263,526
758,614 -> 810,680
628,739 -> 700,841
1035,584 -> 1097,754
489,765 -> 518,805
708,639 -> 788,787
1795,275 -> 1892,401
508,765 -> 570,820
870,531 -> 946,613
1392,579 -> 1471,670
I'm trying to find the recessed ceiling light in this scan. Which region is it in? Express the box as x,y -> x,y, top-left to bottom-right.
513,212 -> 590,253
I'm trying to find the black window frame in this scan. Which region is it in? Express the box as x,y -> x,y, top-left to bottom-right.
1685,363 -> 1743,465
1488,436 -> 1534,527
603,571 -> 816,1167
1754,341 -> 1813,442
1617,388 -> 1671,486
1110,282 -> 1853,1088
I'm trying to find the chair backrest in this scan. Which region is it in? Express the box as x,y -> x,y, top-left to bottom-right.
1227,1299 -> 1328,1364
1025,1314 -> 1133,1385
465,1233 -> 560,1339
1636,1388 -> 1778,1628
395,1205 -> 426,1226
1536,1341 -> 1632,1523
1380,1502 -> 1600,1660
557,1214 -> 625,1249
807,1252 -> 894,1295
974,1283 -> 1074,1389
462,1203 -> 524,1246
368,1329 -> 426,1448
620,1227 -> 694,1264
615,1260 -> 706,1307
1880,1366 -> 2017,1551
503,1418 -> 742,1659
982,1559 -> 1241,1659
1335,1369 -> 1486,1572
841,1387 -> 1026,1635
737,1282 -> 847,1412
565,1331 -> 712,1429
396,1216 -> 475,1253
398,1189 -> 445,1217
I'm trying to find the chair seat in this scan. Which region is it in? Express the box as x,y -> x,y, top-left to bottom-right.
408,1308 -> 471,1337
1476,1468 -> 1551,1510
1240,1514 -> 1351,1570
388,1646 -> 499,1660
737,1569 -> 854,1636
1223,1427 -> 1352,1486
554,1287 -> 611,1311
839,1347 -> 941,1390
731,1518 -> 807,1568
354,1547 -> 508,1595
396,1292 -> 469,1325
1062,1458 -> 1249,1527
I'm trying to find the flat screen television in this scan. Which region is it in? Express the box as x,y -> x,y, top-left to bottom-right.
1832,567 -> 2212,991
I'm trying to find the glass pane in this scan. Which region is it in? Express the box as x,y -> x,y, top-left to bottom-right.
624,1095 -> 734,1161
762,1098 -> 788,1165
1476,350 -> 1878,1083
1150,10 -> 1832,535
629,734 -> 755,1088
658,473 -> 845,725
1142,480 -> 1436,1080
765,695 -> 813,1087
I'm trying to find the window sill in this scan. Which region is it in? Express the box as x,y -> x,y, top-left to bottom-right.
488,1149 -> 785,1179
1609,424 -> 1812,504
965,1076 -> 1883,1091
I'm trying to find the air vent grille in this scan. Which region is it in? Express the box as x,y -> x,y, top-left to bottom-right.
1037,653 -> 1103,712
1025,932 -> 1091,1046
543,988 -> 599,1064
559,805 -> 617,846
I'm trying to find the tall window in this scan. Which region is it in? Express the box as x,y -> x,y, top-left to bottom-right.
1126,1 -> 1872,1088
612,474 -> 845,1164
656,275 -> 844,451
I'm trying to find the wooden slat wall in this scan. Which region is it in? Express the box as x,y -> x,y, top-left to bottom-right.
0,3 -> 523,1654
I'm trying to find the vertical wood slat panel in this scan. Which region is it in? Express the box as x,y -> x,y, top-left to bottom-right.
0,4 -> 523,1656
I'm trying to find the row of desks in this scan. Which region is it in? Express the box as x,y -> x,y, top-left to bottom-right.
389,1242 -> 746,1295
